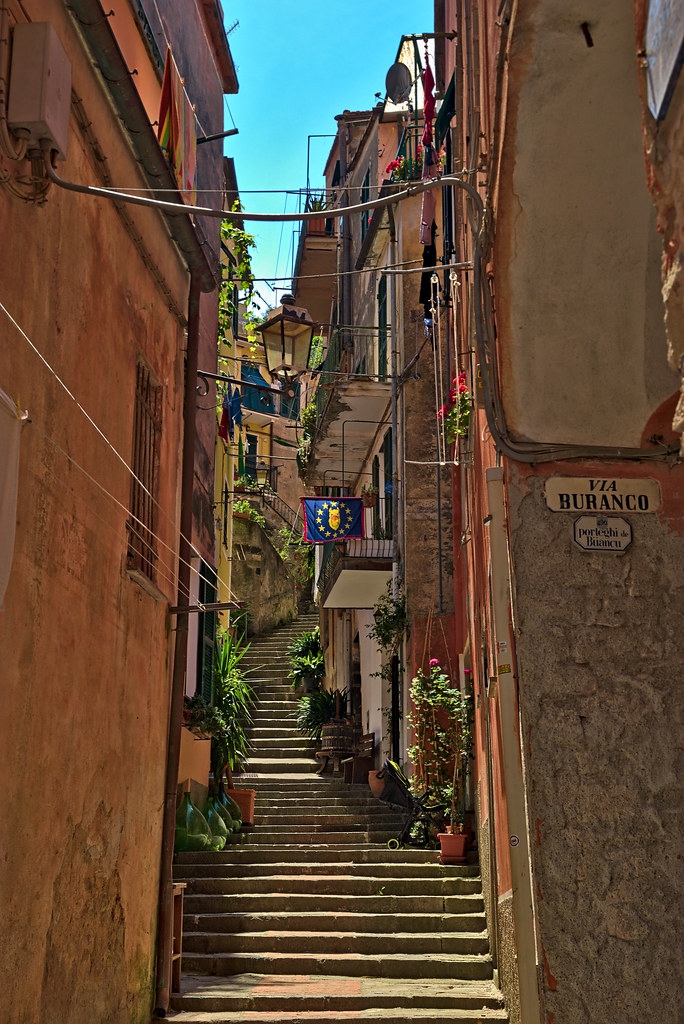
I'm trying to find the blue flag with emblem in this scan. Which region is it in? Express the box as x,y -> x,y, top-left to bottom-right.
301,497 -> 365,543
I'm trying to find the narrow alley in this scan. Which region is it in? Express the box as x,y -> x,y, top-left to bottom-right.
170,619 -> 507,1022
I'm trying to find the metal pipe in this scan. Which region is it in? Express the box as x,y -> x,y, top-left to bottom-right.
154,274 -> 202,1014
486,466 -> 541,1023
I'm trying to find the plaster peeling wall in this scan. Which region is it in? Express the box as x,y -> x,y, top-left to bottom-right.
497,0 -> 678,447
507,465 -> 684,1023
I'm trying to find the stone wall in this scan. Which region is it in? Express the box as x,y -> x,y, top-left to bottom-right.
507,462 -> 684,1023
231,516 -> 297,636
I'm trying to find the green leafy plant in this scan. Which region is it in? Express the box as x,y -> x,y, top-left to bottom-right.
308,335 -> 325,371
183,692 -> 226,738
210,629 -> 255,790
304,192 -> 329,213
218,204 -> 261,348
296,686 -> 348,741
234,475 -> 259,492
368,581 -> 407,655
287,627 -> 325,688
233,499 -> 266,528
407,660 -> 474,829
275,528 -> 315,590
297,398 -> 318,471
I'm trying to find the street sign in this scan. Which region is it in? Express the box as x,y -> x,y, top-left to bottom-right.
573,516 -> 632,553
545,477 -> 661,513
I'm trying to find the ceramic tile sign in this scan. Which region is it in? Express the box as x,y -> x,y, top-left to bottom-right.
573,516 -> 632,553
544,477 -> 661,515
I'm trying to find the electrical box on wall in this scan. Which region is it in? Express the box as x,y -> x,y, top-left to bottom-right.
7,22 -> 71,161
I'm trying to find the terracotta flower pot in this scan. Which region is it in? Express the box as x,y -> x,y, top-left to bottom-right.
438,831 -> 468,865
368,770 -> 385,799
227,788 -> 256,825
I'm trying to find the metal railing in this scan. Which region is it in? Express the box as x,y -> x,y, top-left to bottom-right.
317,536 -> 395,593
260,489 -> 302,536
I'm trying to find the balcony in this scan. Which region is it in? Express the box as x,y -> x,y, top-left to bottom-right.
292,191 -> 338,330
302,331 -> 391,489
317,537 -> 395,609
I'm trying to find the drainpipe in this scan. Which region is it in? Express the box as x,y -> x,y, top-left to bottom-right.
388,217 -> 400,602
486,466 -> 541,1023
154,273 -> 202,1015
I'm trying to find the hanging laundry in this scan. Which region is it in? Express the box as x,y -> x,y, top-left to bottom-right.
230,387 -> 242,428
422,56 -> 436,147
218,386 -> 231,441
420,142 -> 441,245
420,239 -> 438,318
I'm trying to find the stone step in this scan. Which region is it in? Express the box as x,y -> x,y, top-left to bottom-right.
182,893 -> 486,916
183,930 -> 490,957
248,742 -> 315,754
183,875 -> 481,897
204,831 -> 402,847
242,794 -> 383,806
183,911 -> 486,935
253,813 -> 403,828
243,760 -> 318,774
181,950 -> 494,981
160,1005 -> 506,1023
176,848 -> 476,867
171,970 -> 505,1011
177,861 -> 460,881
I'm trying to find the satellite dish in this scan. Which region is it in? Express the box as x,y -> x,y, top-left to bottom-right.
385,62 -> 412,104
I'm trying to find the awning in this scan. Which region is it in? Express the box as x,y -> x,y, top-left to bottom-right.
435,73 -> 456,149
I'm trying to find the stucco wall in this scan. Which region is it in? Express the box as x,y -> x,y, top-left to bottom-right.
496,0 -> 679,448
507,461 -> 684,1023
0,2 -> 223,1021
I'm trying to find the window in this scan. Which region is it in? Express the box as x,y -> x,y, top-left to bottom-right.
244,432 -> 258,481
127,359 -> 162,582
378,276 -> 388,380
360,167 -> 371,241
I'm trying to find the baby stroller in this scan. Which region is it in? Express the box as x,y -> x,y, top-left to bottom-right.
372,759 -> 446,850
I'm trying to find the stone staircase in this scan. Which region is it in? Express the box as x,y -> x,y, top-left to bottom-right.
170,617 -> 508,1022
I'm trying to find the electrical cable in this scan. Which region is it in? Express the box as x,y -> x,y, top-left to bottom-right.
41,149 -> 469,224
0,295 -> 239,598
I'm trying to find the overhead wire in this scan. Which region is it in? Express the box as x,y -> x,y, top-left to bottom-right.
0,296 -> 237,601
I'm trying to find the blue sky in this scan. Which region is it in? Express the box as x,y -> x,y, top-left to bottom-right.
220,0 -> 431,308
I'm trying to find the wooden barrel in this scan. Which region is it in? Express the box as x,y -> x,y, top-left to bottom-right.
320,719 -> 353,753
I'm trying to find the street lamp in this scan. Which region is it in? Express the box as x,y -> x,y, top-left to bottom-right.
256,460 -> 270,490
257,294 -> 316,381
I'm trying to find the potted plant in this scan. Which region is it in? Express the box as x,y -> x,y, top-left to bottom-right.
304,191 -> 330,234
436,372 -> 471,444
361,483 -> 379,508
182,692 -> 225,739
295,686 -> 348,742
407,659 -> 474,863
209,629 -> 257,823
287,626 -> 325,692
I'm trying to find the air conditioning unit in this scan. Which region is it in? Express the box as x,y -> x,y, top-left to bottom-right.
8,22 -> 71,160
